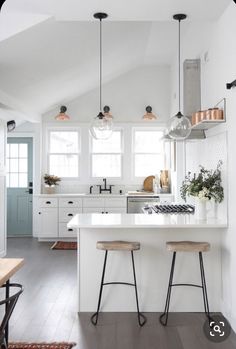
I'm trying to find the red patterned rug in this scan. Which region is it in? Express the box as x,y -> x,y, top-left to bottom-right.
9,343 -> 76,349
51,241 -> 77,250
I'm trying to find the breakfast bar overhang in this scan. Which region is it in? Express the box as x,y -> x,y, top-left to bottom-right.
68,213 -> 227,313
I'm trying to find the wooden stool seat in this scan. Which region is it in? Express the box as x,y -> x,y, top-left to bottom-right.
96,240 -> 140,251
166,241 -> 210,253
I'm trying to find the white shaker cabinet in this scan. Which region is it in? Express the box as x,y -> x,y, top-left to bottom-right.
83,197 -> 126,214
38,207 -> 58,237
37,198 -> 58,237
58,197 -> 82,237
35,196 -> 82,239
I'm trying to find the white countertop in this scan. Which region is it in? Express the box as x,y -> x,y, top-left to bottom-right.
67,213 -> 227,229
34,193 -> 173,198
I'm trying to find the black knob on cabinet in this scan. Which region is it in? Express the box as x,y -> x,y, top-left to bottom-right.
38,212 -> 41,215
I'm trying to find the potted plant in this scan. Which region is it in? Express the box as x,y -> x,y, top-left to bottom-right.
44,174 -> 61,194
180,161 -> 224,219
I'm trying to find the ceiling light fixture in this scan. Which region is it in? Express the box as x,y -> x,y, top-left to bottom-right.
103,105 -> 113,119
55,105 -> 70,121
0,0 -> 6,12
142,106 -> 157,120
7,120 -> 16,132
90,12 -> 113,140
166,14 -> 191,140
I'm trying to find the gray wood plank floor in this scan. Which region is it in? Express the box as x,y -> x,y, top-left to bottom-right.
5,237 -> 236,349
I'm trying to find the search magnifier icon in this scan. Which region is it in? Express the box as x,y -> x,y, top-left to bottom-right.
213,325 -> 221,333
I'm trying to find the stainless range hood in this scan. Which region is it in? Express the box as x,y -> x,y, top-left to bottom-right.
164,58 -> 205,141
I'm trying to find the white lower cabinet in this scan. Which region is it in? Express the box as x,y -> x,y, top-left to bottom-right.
38,207 -> 58,237
36,196 -> 82,239
59,223 -> 76,238
35,195 -> 127,239
83,197 -> 126,214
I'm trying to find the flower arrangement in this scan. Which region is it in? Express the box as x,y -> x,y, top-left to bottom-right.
44,174 -> 61,187
180,160 -> 224,203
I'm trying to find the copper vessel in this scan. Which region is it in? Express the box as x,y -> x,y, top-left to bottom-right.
210,108 -> 224,120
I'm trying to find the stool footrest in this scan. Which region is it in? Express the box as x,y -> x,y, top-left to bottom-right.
171,283 -> 202,288
103,282 -> 135,287
91,311 -> 147,327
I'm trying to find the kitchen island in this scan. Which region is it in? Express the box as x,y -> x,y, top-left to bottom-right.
68,213 -> 227,313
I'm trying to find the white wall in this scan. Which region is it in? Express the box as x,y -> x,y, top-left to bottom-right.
172,2 -> 236,331
43,65 -> 170,123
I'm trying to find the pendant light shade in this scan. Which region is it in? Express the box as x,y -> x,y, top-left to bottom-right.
143,106 -> 157,120
55,106 -> 70,121
90,12 -> 113,140
167,14 -> 191,140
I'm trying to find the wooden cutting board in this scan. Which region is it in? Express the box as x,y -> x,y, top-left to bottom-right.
143,175 -> 155,192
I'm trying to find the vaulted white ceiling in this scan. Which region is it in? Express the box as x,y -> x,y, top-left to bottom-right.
0,0 -> 231,121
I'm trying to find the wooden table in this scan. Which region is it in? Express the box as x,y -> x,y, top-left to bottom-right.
0,258 -> 24,344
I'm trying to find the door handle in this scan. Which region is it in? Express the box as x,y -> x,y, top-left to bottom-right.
46,201 -> 51,204
25,188 -> 33,194
67,213 -> 73,216
68,201 -> 73,204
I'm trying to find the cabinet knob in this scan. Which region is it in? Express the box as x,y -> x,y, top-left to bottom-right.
38,212 -> 41,215
68,201 -> 73,204
68,213 -> 73,216
46,201 -> 51,204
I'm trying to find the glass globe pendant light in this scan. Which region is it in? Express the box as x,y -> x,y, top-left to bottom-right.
167,14 -> 191,140
90,12 -> 113,140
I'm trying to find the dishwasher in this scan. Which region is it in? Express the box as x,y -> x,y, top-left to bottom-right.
127,196 -> 160,213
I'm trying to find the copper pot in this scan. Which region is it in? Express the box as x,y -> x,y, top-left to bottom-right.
200,110 -> 206,121
211,108 -> 224,120
205,108 -> 212,120
191,113 -> 197,125
195,111 -> 202,124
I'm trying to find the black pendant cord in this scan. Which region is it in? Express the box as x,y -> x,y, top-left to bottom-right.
99,18 -> 102,113
178,18 -> 181,113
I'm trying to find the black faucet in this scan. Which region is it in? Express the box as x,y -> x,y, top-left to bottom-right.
89,186 -> 93,194
97,178 -> 114,194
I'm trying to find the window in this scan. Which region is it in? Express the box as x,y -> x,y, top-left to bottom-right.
133,129 -> 164,177
6,143 -> 28,188
91,130 -> 122,177
48,130 -> 80,177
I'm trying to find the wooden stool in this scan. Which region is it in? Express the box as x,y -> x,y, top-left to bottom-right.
91,240 -> 146,326
160,241 -> 211,326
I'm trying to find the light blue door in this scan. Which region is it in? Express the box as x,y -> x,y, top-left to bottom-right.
7,137 -> 33,236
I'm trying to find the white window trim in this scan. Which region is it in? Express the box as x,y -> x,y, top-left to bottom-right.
131,127 -> 165,180
89,128 -> 124,180
46,126 -> 81,179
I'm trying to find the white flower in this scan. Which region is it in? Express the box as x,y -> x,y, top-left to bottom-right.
198,187 -> 210,201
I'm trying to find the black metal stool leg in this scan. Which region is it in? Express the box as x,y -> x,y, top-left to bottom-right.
5,280 -> 9,346
159,252 -> 176,326
131,251 -> 147,326
91,250 -> 108,325
199,252 -> 210,321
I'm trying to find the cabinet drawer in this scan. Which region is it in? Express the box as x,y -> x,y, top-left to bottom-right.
104,197 -> 126,208
59,208 -> 82,222
59,223 -> 77,238
83,207 -> 104,213
38,198 -> 58,208
83,198 -> 104,208
59,197 -> 82,208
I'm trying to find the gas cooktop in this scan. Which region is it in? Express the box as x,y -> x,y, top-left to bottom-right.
143,203 -> 195,214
